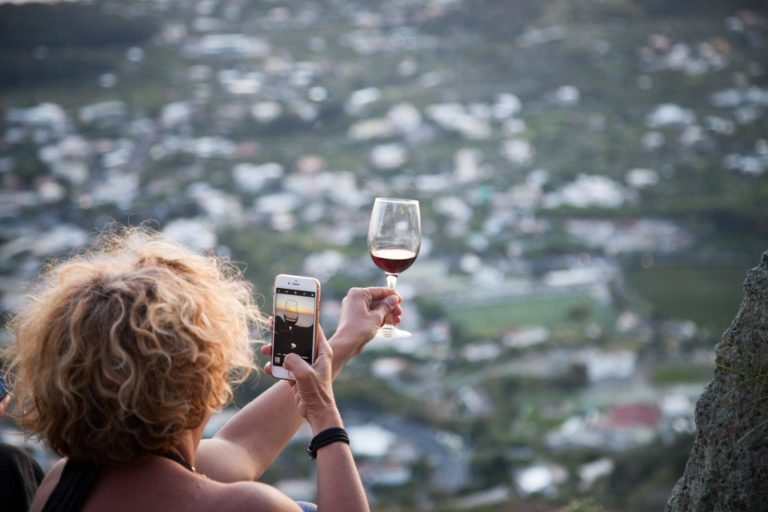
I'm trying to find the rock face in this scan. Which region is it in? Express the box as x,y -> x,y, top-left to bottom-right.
666,252 -> 768,512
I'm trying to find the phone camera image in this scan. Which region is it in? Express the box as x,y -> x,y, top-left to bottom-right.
273,287 -> 316,367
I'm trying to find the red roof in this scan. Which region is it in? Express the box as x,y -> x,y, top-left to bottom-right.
606,403 -> 661,428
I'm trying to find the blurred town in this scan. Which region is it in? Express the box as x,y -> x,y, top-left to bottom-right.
0,0 -> 767,510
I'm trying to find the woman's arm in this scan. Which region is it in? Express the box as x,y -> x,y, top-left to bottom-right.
283,335 -> 370,512
195,288 -> 400,482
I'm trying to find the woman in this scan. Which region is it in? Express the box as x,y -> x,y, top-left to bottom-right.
4,228 -> 402,511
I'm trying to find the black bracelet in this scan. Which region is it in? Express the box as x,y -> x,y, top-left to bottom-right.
306,427 -> 350,459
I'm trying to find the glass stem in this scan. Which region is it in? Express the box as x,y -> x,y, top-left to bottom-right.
384,273 -> 398,330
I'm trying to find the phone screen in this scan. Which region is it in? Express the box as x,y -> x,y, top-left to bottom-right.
273,287 -> 316,368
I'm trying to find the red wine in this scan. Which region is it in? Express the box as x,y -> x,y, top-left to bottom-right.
370,248 -> 417,274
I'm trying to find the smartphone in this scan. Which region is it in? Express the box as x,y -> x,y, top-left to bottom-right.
271,274 -> 321,380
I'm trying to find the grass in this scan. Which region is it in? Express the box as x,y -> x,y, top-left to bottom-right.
0,48 -> 180,114
446,292 -> 613,338
626,263 -> 749,333
653,364 -> 713,384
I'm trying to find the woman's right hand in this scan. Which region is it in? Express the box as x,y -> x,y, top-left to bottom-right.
282,333 -> 342,432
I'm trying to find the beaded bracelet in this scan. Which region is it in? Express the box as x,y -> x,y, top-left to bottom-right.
306,427 -> 350,459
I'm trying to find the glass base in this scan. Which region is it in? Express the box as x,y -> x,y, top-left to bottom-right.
375,324 -> 411,339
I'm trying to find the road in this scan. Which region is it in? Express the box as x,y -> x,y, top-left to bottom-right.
375,414 -> 470,491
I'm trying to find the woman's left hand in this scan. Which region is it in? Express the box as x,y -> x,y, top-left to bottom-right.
281,335 -> 340,430
260,326 -> 330,378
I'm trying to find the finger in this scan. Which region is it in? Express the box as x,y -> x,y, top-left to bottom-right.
383,306 -> 402,325
317,325 -> 327,343
311,338 -> 333,377
372,294 -> 401,323
284,353 -> 313,379
259,344 -> 272,355
314,326 -> 328,361
386,310 -> 402,323
363,287 -> 399,302
314,334 -> 333,362
264,361 -> 273,375
384,311 -> 401,326
315,326 -> 327,351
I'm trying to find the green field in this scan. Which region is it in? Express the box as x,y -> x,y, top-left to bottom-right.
626,263 -> 750,333
446,292 -> 614,338
653,364 -> 714,384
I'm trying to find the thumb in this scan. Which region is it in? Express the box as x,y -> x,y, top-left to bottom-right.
283,353 -> 312,378
372,294 -> 400,322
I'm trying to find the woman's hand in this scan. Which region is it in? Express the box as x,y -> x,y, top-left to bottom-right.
282,334 -> 342,432
332,287 -> 401,358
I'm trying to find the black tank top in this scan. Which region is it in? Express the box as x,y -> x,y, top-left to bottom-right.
41,452 -> 191,512
40,459 -> 101,512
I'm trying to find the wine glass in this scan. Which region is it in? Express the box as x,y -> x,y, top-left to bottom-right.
285,300 -> 299,331
368,197 -> 421,338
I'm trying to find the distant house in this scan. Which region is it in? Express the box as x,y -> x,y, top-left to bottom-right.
547,402 -> 662,451
79,101 -> 126,127
604,403 -> 661,430
185,34 -> 270,59
578,350 -> 637,382
6,103 -> 68,137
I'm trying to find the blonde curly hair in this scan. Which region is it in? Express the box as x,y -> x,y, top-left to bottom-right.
4,227 -> 263,464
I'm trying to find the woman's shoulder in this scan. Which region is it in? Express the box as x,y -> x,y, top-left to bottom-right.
31,458 -> 303,512
206,479 -> 303,512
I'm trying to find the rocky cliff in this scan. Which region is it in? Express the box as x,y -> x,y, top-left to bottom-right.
666,252 -> 768,511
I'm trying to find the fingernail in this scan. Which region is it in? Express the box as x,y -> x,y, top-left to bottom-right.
386,295 -> 398,306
